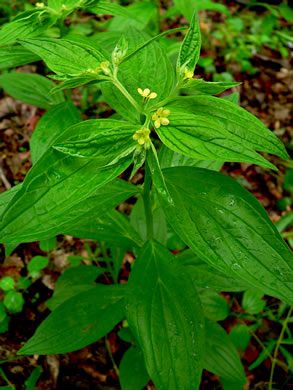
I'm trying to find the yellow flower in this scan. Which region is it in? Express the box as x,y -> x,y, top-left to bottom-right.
133,128 -> 150,145
36,2 -> 45,7
61,4 -> 67,10
152,107 -> 170,128
183,67 -> 194,80
137,88 -> 157,102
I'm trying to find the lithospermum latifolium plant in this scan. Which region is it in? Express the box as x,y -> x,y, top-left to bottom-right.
0,2 -> 293,389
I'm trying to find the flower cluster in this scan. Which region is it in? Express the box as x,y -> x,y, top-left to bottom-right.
137,88 -> 157,103
85,61 -> 111,77
133,128 -> 151,146
183,67 -> 194,80
152,107 -> 170,128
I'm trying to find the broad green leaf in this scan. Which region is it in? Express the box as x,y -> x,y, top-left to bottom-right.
30,101 -> 81,163
126,240 -> 204,390
0,120 -> 138,244
0,46 -> 40,70
88,1 -> 143,26
0,10 -> 57,46
242,289 -> 266,314
120,27 -> 186,66
101,27 -> 174,122
18,285 -> 125,355
65,209 -> 144,248
53,121 -> 138,165
119,346 -> 150,390
177,10 -> 201,76
0,173 -> 138,244
48,0 -> 80,11
176,249 -> 248,292
155,108 -> 276,170
0,73 -> 64,109
46,265 -> 104,310
159,145 -> 223,171
4,291 -> 24,313
0,277 -> 15,291
204,319 -> 246,384
4,243 -> 18,257
168,96 -> 289,160
229,324 -> 251,353
185,78 -> 240,95
199,290 -> 229,321
159,167 -> 293,304
173,0 -> 229,21
27,256 -> 49,275
39,237 -> 57,252
222,92 -> 240,105
107,1 -> 158,33
19,38 -> 108,76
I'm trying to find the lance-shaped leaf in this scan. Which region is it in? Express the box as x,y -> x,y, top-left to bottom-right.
0,10 -> 57,46
168,96 -> 289,160
0,174 -> 138,244
0,120 -> 138,244
204,319 -> 246,384
177,10 -> 201,76
119,345 -> 150,390
18,285 -> 125,355
184,78 -> 240,95
0,46 -> 40,70
65,208 -> 144,248
126,240 -> 205,390
101,27 -> 174,122
46,265 -> 106,310
0,73 -> 64,109
19,38 -> 108,76
155,109 -> 276,170
159,145 -> 223,171
176,250 -> 248,292
158,167 -> 293,304
30,101 -> 81,163
53,121 -> 137,165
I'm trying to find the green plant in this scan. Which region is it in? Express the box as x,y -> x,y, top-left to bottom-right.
201,1 -> 293,74
0,2 -> 293,388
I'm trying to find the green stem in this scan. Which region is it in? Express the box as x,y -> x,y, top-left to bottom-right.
105,337 -> 119,377
113,77 -> 142,113
143,161 -> 153,241
269,306 -> 293,390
